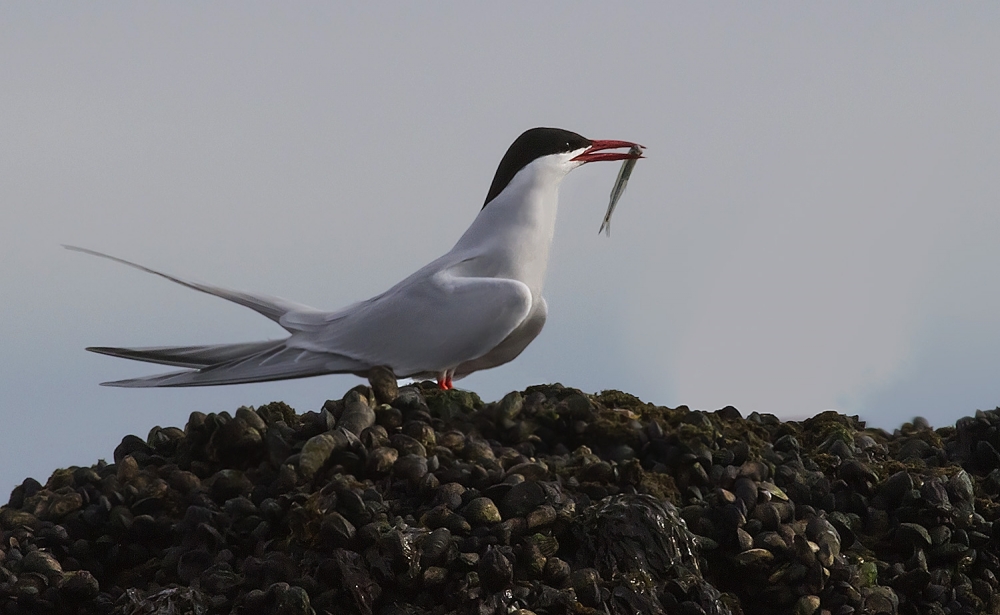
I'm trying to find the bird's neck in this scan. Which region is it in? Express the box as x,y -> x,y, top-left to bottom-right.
451,164 -> 565,296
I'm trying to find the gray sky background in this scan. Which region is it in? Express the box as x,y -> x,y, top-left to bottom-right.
2,4 -> 999,496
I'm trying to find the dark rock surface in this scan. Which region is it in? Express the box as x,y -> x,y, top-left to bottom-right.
2,382 -> 1000,614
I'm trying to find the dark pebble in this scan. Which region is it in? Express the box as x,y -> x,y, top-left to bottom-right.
479,546 -> 513,592
59,570 -> 100,601
367,366 -> 399,405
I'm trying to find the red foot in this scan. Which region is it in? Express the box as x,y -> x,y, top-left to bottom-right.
437,375 -> 454,390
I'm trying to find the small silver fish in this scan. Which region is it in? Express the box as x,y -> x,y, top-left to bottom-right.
599,144 -> 643,236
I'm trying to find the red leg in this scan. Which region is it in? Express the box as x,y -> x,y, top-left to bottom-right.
437,373 -> 455,390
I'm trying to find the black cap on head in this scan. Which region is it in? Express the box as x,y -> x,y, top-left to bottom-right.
483,128 -> 591,207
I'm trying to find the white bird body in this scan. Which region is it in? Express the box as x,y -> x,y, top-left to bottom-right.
72,128 -> 643,389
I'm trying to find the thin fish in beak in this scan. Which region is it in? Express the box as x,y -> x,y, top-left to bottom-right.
599,144 -> 643,236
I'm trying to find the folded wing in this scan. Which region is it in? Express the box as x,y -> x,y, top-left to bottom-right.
282,267 -> 535,378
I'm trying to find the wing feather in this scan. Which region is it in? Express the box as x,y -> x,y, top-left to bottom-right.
290,269 -> 535,376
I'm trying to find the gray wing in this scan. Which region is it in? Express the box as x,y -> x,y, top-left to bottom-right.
282,267 -> 535,378
453,297 -> 547,378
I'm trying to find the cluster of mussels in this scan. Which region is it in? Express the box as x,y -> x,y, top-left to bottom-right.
2,376 -> 1000,615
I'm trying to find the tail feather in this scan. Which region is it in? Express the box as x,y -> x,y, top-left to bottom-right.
87,341 -> 284,368
64,245 -> 319,330
69,245 -> 374,387
99,345 -> 369,387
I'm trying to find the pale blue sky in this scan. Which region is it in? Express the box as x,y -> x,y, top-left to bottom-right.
2,4 -> 999,495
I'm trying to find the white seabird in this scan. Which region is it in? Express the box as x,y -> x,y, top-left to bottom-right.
70,127 -> 644,389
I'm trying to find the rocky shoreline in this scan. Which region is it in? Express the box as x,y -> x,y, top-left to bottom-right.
2,377 -> 1000,614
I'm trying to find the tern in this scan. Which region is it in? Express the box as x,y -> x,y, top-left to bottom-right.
70,127 -> 643,389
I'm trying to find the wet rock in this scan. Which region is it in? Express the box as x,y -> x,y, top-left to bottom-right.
266,582 -> 316,615
201,563 -> 243,596
393,454 -> 428,483
177,549 -> 214,584
732,476 -> 758,512
479,546 -> 514,592
320,512 -> 356,549
299,432 -> 343,479
367,446 -> 398,475
118,587 -> 211,614
115,434 -> 154,464
40,490 -> 83,520
571,567 -> 602,607
735,548 -> 774,567
862,586 -> 899,615
420,527 -> 453,567
794,595 -> 821,615
499,481 -> 549,519
879,470 -> 913,508
948,469 -> 975,504
464,497 -> 502,525
433,482 -> 466,510
215,414 -> 264,462
543,556 -> 571,587
339,390 -> 376,436
375,404 -> 404,431
403,421 -> 436,450
367,366 -> 399,405
207,469 -> 254,502
421,505 -> 471,534
496,391 -> 523,421
570,494 -> 727,614
895,523 -> 932,551
527,505 -> 557,529
59,570 -> 100,601
0,508 -> 39,530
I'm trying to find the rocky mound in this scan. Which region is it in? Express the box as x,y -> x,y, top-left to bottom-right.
2,377 -> 1000,615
